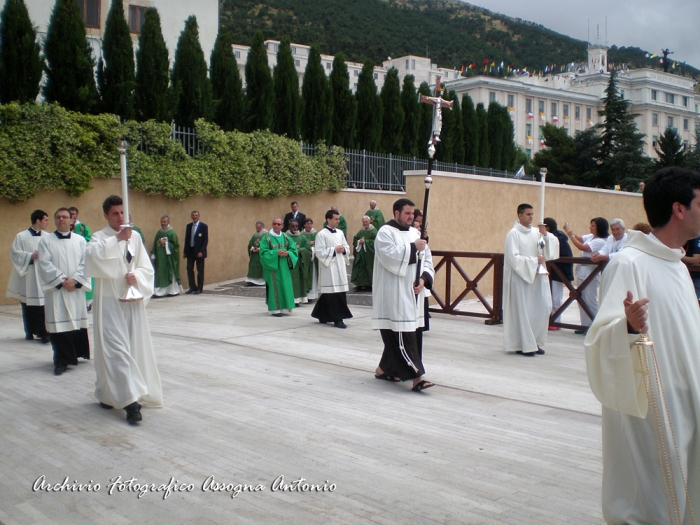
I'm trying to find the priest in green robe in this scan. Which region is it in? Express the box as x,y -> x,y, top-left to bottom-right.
260,218 -> 298,316
287,220 -> 311,304
365,200 -> 385,230
69,207 -> 93,305
351,216 -> 377,291
246,221 -> 267,286
130,216 -> 146,245
151,215 -> 183,297
323,206 -> 347,241
301,218 -> 318,301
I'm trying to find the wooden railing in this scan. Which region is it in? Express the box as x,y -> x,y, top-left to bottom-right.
547,257 -> 607,331
428,251 -> 504,325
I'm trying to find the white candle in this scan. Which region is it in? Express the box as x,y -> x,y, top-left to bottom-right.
119,143 -> 130,226
539,171 -> 546,225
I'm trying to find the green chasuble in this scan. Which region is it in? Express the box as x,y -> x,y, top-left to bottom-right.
365,209 -> 385,230
73,222 -> 94,300
152,227 -> 181,288
301,230 -> 318,294
288,231 -> 311,301
247,230 -> 267,283
323,216 -> 347,241
132,225 -> 146,245
350,226 -> 377,287
260,232 -> 299,312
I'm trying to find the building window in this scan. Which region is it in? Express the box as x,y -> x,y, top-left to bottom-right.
538,100 -> 545,113
551,102 -> 557,116
412,59 -> 416,69
354,83 -> 358,89
683,96 -> 689,107
326,62 -> 331,70
526,149 -> 532,157
652,113 -> 658,126
294,59 -> 300,67
489,92 -> 496,103
652,135 -> 658,147
454,71 -> 458,79
620,89 -> 625,99
563,104 -> 569,117
525,99 -> 532,113
354,70 -> 359,77
274,44 -> 279,52
508,94 -> 514,108
586,107 -> 592,120
665,92 -> 675,104
128,6 -> 146,33
668,116 -> 674,128
291,46 -> 297,54
696,104 -> 699,114
373,73 -> 378,79
76,0 -> 100,28
684,118 -> 689,130
575,106 -> 580,119
684,140 -> 689,149
651,89 -> 658,101
526,123 -> 531,135
405,59 -> 409,69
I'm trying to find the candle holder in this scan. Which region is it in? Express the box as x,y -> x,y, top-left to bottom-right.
117,139 -> 143,303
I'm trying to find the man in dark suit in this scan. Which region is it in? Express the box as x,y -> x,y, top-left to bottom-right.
183,210 -> 208,294
283,202 -> 306,233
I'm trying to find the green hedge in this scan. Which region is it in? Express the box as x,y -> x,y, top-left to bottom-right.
0,103 -> 347,203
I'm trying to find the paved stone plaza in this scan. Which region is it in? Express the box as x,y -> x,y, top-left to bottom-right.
0,286 -> 604,524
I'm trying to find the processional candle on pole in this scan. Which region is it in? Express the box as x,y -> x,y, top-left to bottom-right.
117,140 -> 143,302
536,167 -> 548,275
417,76 -> 453,287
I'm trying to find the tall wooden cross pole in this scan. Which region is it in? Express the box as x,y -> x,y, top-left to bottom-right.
415,76 -> 453,287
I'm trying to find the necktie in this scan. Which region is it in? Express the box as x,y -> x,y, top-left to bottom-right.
191,223 -> 196,247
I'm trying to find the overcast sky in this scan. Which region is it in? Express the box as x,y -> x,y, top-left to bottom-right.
468,0 -> 700,68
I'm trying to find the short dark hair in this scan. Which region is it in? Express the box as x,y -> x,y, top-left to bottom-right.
289,219 -> 299,227
543,217 -> 557,231
414,208 -> 423,217
591,217 -> 609,238
517,203 -> 533,215
68,206 -> 79,214
393,198 -> 415,214
325,209 -> 339,221
290,201 -> 298,206
102,195 -> 123,214
54,207 -> 71,219
644,167 -> 700,228
303,218 -> 313,225
31,209 -> 48,224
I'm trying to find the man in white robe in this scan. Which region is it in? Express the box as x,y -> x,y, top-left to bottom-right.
311,209 -> 353,328
6,210 -> 51,343
585,167 -> 700,524
38,208 -> 91,375
372,198 -> 435,391
84,195 -> 163,425
591,218 -> 628,263
503,203 -> 559,356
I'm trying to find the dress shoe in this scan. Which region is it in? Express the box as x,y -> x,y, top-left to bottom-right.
536,347 -> 545,355
272,312 -> 283,317
125,402 -> 142,424
41,333 -> 51,344
334,320 -> 347,329
54,363 -> 67,375
515,351 -> 535,357
185,289 -> 195,294
25,334 -> 34,340
193,290 -> 202,295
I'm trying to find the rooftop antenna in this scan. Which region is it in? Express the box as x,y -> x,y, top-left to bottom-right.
587,18 -> 590,46
596,23 -> 600,46
605,16 -> 608,47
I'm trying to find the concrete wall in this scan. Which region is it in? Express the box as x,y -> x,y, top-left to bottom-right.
0,178 -> 401,305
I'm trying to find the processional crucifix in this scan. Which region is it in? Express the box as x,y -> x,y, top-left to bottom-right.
415,75 -> 453,287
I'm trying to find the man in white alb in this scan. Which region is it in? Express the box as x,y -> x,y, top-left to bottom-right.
84,195 -> 162,425
585,167 -> 700,523
503,203 -> 559,356
591,218 -> 628,263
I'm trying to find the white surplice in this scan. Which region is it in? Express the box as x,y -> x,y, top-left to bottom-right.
371,224 -> 434,332
503,221 -> 559,353
84,226 -> 163,409
314,227 -> 350,293
6,228 -> 48,305
584,230 -> 700,524
38,232 -> 90,333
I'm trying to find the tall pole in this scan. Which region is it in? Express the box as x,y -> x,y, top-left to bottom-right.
118,140 -> 130,226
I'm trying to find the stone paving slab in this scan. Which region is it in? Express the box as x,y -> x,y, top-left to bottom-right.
0,289 -> 603,524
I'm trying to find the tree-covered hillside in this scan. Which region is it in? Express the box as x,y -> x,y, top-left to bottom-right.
220,0 -> 588,72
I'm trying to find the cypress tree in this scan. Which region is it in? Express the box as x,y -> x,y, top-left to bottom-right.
171,16 -> 212,127
245,30 -> 274,132
0,0 -> 43,104
436,90 -> 455,162
380,67 -> 404,154
134,7 -> 170,122
272,36 -> 300,139
475,102 -> 489,167
43,0 -> 99,113
354,60 -> 382,151
487,102 -> 503,169
654,127 -> 686,168
500,106 -> 515,170
301,45 -> 332,145
451,93 -> 464,164
462,94 -> 477,165
210,24 -> 244,131
417,82 -> 432,159
98,0 -> 135,119
400,74 -> 419,157
329,53 -> 356,148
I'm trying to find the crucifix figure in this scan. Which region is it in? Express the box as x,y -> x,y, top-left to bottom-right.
419,75 -> 454,154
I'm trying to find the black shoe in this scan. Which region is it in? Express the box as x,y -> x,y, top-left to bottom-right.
354,286 -> 363,292
272,312 -> 283,317
193,290 -> 202,295
125,402 -> 142,424
536,347 -> 545,355
516,351 -> 536,357
185,289 -> 195,294
25,334 -> 34,340
54,363 -> 67,375
41,333 -> 51,344
99,402 -> 114,410
318,319 -> 328,324
334,320 -> 347,329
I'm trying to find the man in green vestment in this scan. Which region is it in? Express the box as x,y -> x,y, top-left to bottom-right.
301,218 -> 318,301
287,220 -> 311,304
151,215 -> 183,297
351,216 -> 377,291
323,206 -> 347,241
130,215 -> 146,245
365,200 -> 385,230
246,221 -> 267,286
260,218 -> 298,316
69,207 -> 93,308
